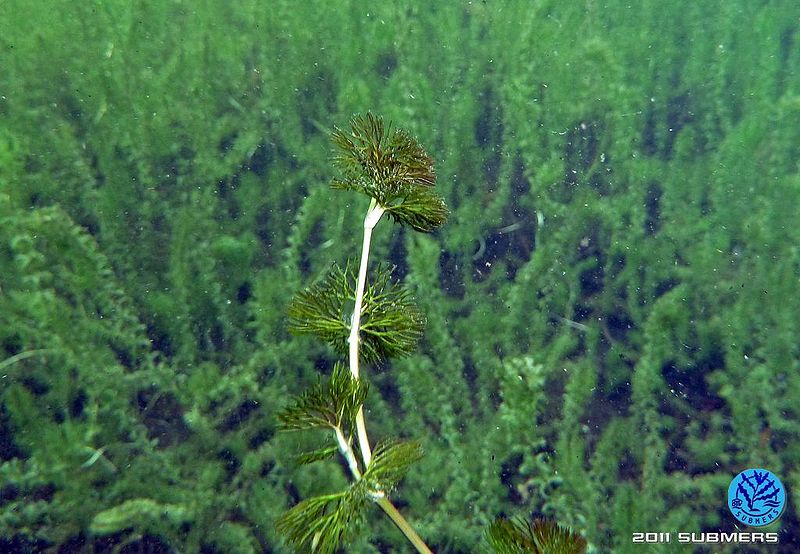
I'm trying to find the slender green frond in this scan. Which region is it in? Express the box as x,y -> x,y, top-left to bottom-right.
331,112 -> 435,197
383,186 -> 449,233
485,517 -> 587,554
276,481 -> 369,554
360,265 -> 425,362
530,519 -> 587,554
485,517 -> 534,554
287,262 -> 424,363
295,443 -> 339,466
287,263 -> 355,357
277,362 -> 368,433
363,439 -> 423,494
331,113 -> 447,232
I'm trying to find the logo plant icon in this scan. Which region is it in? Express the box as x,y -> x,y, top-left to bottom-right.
728,468 -> 786,527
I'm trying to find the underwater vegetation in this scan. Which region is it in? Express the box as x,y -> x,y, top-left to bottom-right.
1,1 -> 800,552
276,113 -> 582,553
276,113 -> 444,553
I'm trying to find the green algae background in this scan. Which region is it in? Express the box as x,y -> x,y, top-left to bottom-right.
1,1 -> 799,552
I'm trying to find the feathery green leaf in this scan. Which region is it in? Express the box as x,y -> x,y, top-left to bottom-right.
363,439 -> 424,494
360,265 -> 425,362
287,263 -> 354,357
288,263 -> 424,363
485,517 -> 587,554
295,443 -> 339,466
529,518 -> 587,553
331,112 -> 447,232
486,517 -> 532,554
383,185 -> 449,233
277,362 -> 368,433
276,481 -> 370,554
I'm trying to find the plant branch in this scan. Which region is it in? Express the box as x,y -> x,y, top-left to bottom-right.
376,496 -> 432,554
347,198 -> 432,553
349,197 -> 384,468
334,426 -> 361,480
278,113 -> 437,553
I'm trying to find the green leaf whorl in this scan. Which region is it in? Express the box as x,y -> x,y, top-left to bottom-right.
276,482 -> 369,554
287,263 -> 424,363
277,362 -> 368,433
287,263 -> 353,357
331,112 -> 448,232
363,439 -> 424,494
485,517 -> 588,554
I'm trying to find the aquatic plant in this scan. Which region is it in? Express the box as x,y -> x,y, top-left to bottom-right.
276,113 -> 445,553
486,517 -> 587,554
276,113 -> 587,554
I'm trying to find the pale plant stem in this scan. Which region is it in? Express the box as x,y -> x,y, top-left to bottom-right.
0,349 -> 53,372
334,427 -> 361,479
355,406 -> 372,468
376,497 -> 433,554
349,198 -> 384,467
347,198 -> 432,553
